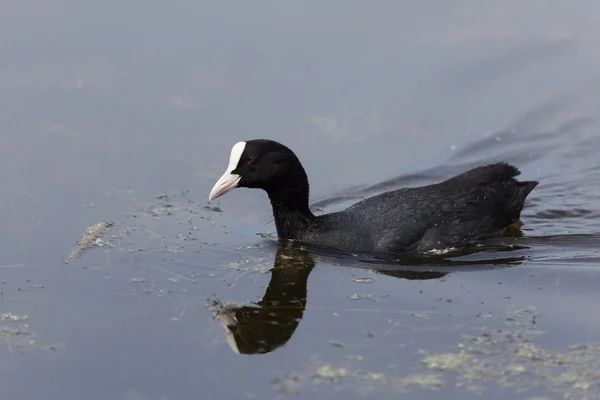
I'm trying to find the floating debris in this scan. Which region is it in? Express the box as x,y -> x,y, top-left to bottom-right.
202,205 -> 223,212
422,352 -> 471,371
0,326 -> 29,337
148,206 -> 174,217
426,247 -> 458,255
256,232 -> 276,239
353,277 -> 375,283
270,306 -> 600,398
348,293 -> 379,302
273,360 -> 443,395
399,373 -> 444,389
417,308 -> 600,398
0,313 -> 28,322
65,221 -> 114,263
313,364 -> 349,383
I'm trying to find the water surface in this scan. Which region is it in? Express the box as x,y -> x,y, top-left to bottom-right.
1,1 -> 600,399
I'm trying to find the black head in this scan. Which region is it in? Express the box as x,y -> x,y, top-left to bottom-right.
209,139 -> 309,201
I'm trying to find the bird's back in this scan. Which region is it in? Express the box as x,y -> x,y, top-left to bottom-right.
307,163 -> 538,255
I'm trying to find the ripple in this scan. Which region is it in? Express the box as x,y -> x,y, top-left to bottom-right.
533,208 -> 598,219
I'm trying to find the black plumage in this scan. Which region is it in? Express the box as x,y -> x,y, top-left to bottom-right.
209,139 -> 538,256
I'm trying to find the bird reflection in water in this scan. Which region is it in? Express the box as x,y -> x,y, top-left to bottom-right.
212,243 -> 527,355
213,246 -> 314,355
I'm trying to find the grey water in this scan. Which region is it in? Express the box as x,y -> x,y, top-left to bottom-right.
1,1 -> 600,399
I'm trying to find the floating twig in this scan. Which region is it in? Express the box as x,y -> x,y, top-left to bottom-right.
65,221 -> 114,263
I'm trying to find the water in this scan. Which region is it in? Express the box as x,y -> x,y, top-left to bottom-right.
1,1 -> 600,399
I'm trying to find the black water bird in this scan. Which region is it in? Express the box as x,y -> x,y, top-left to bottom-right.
209,139 -> 537,257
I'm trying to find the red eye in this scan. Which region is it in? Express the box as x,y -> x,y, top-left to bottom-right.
247,156 -> 258,165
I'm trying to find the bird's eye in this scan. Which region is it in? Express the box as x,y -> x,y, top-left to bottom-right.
247,156 -> 258,165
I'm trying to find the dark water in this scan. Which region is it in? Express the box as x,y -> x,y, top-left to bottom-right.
2,2 -> 600,399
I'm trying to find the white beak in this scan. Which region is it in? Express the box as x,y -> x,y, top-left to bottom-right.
208,172 -> 241,200
208,141 -> 246,201
214,306 -> 241,354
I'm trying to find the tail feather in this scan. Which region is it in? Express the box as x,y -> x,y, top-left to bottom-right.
509,180 -> 538,222
518,180 -> 539,197
452,163 -> 538,224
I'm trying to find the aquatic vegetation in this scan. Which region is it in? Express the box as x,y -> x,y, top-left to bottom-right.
0,313 -> 56,353
271,306 -> 600,398
65,221 -> 114,263
0,313 -> 28,322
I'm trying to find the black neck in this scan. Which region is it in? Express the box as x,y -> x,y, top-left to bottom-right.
268,186 -> 315,240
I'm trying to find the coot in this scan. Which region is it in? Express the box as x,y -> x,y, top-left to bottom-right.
209,139 -> 538,256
